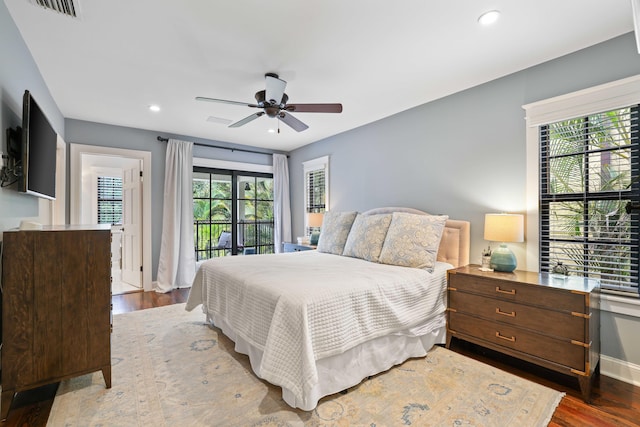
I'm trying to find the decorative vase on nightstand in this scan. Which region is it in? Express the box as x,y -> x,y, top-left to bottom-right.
551,261 -> 569,280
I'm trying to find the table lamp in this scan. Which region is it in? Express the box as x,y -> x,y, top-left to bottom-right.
484,213 -> 524,272
307,212 -> 324,245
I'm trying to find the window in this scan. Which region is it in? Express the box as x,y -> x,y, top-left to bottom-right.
524,75 -> 640,298
97,176 -> 122,225
193,167 -> 274,260
539,107 -> 639,295
303,156 -> 329,235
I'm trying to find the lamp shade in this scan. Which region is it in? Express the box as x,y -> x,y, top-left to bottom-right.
307,212 -> 324,228
484,213 -> 524,243
484,213 -> 524,272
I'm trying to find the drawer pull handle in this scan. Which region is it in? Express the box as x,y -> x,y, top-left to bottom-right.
495,286 -> 516,295
496,308 -> 515,317
495,332 -> 515,342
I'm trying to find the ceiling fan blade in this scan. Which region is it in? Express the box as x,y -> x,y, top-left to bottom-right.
265,74 -> 287,105
196,96 -> 258,108
229,112 -> 264,128
279,112 -> 309,132
286,103 -> 343,113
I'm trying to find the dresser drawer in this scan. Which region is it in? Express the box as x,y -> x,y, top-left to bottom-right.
449,273 -> 587,313
449,311 -> 587,371
449,290 -> 586,341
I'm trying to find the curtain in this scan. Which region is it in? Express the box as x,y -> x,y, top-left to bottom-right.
156,139 -> 196,292
273,153 -> 292,253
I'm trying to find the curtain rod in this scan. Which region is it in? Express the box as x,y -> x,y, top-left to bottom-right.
157,136 -> 286,157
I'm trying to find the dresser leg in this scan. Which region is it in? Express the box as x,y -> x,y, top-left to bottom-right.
102,365 -> 112,389
1,389 -> 14,421
578,374 -> 593,403
445,334 -> 452,349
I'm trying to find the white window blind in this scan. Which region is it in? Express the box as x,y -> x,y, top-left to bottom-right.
539,106 -> 639,295
97,176 -> 123,225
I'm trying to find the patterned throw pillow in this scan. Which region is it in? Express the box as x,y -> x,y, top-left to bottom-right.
342,213 -> 392,262
378,212 -> 448,271
316,211 -> 358,255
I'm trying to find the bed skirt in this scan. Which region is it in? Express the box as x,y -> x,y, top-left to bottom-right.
207,311 -> 447,410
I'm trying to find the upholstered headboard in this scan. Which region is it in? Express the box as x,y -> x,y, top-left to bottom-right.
362,207 -> 470,268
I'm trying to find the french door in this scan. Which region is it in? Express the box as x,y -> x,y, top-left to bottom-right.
193,167 -> 274,259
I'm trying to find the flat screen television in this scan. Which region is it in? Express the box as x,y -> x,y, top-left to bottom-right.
20,90 -> 57,200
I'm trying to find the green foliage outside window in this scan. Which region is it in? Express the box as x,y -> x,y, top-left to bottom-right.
542,107 -> 637,290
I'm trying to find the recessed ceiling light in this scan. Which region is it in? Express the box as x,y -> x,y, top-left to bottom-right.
267,128 -> 276,134
149,104 -> 161,112
478,10 -> 500,26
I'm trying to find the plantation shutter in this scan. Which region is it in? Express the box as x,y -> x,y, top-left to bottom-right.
303,156 -> 328,235
306,169 -> 326,213
539,106 -> 640,295
97,176 -> 123,225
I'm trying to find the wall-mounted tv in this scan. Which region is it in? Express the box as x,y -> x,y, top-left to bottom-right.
20,90 -> 57,200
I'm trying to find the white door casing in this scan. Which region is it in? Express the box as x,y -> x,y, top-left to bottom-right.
70,143 -> 152,291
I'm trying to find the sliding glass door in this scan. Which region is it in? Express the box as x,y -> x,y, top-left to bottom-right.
193,167 -> 274,260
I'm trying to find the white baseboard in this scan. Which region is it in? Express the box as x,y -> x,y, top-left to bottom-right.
600,355 -> 640,387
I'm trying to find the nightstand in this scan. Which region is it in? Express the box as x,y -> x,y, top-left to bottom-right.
283,242 -> 316,252
446,265 -> 600,402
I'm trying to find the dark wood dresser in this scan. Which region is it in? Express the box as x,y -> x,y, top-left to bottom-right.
446,265 -> 600,402
1,225 -> 112,420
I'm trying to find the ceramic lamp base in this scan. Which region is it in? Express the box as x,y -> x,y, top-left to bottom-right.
310,232 -> 320,245
490,244 -> 517,272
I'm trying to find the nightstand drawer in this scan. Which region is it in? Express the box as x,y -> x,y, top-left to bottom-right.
449,311 -> 587,371
449,290 -> 586,341
450,273 -> 587,313
283,243 -> 315,252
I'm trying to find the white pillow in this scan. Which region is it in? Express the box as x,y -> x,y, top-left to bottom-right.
316,211 -> 358,255
342,213 -> 392,262
378,212 -> 448,271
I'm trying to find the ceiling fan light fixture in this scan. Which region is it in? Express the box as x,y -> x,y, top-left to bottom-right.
478,10 -> 500,26
196,73 -> 342,132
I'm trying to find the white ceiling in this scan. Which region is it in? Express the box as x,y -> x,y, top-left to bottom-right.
4,0 -> 635,152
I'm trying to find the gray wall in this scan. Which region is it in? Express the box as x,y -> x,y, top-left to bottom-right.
0,1 -> 279,278
65,119 -> 277,279
0,1 -> 64,232
289,32 -> 640,366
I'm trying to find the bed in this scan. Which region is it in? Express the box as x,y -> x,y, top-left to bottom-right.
186,207 -> 470,410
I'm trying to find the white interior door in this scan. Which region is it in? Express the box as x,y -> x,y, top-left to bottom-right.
121,162 -> 142,287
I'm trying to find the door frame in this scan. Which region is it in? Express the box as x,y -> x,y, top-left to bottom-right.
70,143 -> 152,291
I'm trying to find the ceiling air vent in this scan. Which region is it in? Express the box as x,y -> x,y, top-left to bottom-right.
29,0 -> 81,19
206,116 -> 233,125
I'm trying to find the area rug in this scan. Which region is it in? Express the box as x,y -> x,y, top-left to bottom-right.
48,304 -> 564,426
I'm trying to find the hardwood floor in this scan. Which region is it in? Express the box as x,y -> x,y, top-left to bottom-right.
2,288 -> 639,426
450,340 -> 640,426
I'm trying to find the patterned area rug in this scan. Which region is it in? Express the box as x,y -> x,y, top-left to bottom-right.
48,304 -> 564,426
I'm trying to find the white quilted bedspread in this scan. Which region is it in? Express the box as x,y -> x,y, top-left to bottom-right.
186,251 -> 448,407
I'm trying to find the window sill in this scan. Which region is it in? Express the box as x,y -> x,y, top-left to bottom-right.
600,293 -> 640,318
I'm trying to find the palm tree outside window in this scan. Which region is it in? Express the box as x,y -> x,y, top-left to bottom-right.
539,106 -> 639,295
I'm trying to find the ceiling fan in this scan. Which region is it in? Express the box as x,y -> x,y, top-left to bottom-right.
196,73 -> 343,132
